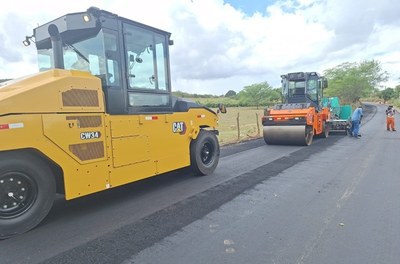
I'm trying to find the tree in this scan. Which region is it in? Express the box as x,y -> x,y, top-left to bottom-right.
237,81 -> 278,109
323,60 -> 389,103
225,90 -> 237,97
271,87 -> 282,102
379,88 -> 396,103
394,84 -> 400,99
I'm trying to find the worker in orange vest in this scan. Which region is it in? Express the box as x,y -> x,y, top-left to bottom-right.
385,105 -> 396,131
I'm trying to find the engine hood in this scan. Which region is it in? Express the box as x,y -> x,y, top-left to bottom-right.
0,69 -> 104,116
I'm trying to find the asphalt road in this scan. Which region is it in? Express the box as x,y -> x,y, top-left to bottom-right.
1,103 -> 399,264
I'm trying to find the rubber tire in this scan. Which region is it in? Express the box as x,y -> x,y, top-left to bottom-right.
346,121 -> 352,136
190,130 -> 220,176
0,152 -> 55,239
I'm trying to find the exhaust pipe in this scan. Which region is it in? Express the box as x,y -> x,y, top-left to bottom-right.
48,24 -> 64,69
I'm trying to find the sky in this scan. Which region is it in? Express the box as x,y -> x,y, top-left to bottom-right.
0,0 -> 399,95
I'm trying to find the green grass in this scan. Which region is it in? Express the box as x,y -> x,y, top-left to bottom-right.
215,106 -> 265,145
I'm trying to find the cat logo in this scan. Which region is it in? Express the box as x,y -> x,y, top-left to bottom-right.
172,122 -> 186,135
80,131 -> 101,140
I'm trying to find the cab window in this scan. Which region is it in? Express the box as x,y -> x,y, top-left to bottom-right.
123,23 -> 171,110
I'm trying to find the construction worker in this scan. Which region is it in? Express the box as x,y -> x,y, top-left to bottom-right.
350,105 -> 363,138
385,105 -> 396,131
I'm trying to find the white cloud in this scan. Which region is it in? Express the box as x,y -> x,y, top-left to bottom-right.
0,0 -> 399,94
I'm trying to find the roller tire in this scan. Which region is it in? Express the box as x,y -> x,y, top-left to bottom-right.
190,130 -> 220,176
317,121 -> 330,138
305,125 -> 314,146
0,152 -> 55,239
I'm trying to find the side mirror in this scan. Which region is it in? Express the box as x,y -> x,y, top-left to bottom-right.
218,103 -> 227,114
321,78 -> 328,89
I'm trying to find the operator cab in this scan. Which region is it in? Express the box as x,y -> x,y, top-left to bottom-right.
281,72 -> 327,111
31,7 -> 173,114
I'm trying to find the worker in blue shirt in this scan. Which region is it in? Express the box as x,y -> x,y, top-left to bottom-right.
350,105 -> 363,138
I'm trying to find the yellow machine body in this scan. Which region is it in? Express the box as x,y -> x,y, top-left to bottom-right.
0,70 -> 218,200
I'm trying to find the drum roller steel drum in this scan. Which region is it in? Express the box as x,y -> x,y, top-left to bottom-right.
263,125 -> 314,146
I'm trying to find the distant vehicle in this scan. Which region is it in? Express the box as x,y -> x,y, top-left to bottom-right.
322,96 -> 352,134
0,7 -> 225,239
261,72 -> 330,145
